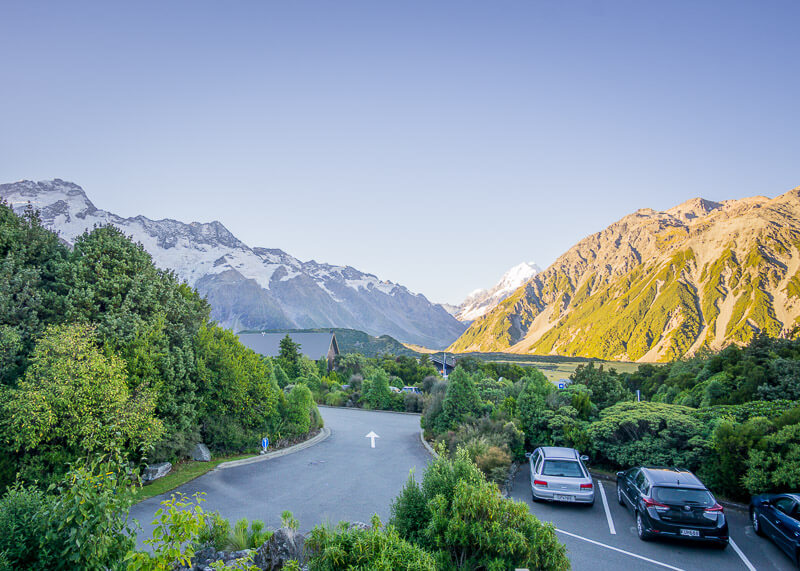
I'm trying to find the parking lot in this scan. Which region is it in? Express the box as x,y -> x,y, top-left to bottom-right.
511,465 -> 795,570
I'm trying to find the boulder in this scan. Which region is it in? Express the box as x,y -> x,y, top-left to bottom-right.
253,528 -> 306,570
192,443 -> 212,462
142,461 -> 172,482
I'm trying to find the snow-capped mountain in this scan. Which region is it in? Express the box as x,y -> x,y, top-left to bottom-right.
0,179 -> 466,349
455,262 -> 541,322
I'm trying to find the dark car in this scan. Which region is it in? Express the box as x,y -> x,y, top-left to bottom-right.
750,493 -> 800,566
616,466 -> 728,548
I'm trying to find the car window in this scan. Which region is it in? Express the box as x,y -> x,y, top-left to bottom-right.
633,470 -> 647,491
652,487 -> 714,506
542,460 -> 584,478
774,497 -> 796,515
534,454 -> 544,474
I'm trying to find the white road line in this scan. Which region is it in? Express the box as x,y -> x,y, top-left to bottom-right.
555,528 -> 686,571
729,538 -> 757,571
597,479 -> 616,534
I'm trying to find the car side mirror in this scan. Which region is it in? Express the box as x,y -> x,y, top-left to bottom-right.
616,471 -> 625,479
525,452 -> 532,459
580,455 -> 589,462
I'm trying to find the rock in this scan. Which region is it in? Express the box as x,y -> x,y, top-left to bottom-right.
253,528 -> 306,570
192,443 -> 212,462
142,461 -> 172,482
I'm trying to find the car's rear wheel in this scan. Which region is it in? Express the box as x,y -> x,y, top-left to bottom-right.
636,512 -> 651,541
751,509 -> 764,536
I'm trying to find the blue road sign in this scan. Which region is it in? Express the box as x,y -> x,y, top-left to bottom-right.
558,383 -> 565,390
262,437 -> 269,450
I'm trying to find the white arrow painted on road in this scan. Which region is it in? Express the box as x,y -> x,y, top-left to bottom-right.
365,431 -> 380,448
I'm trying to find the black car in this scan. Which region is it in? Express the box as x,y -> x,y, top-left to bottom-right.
616,466 -> 728,548
750,493 -> 800,566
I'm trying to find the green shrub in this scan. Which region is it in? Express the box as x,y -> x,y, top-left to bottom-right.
306,517 -> 436,571
587,401 -> 709,470
324,390 -> 347,407
743,422 -> 800,494
203,416 -> 261,453
428,478 -> 569,571
230,518 -> 271,551
0,451 -> 139,571
390,475 -> 430,546
0,484 -> 52,569
196,513 -> 232,551
285,384 -> 314,436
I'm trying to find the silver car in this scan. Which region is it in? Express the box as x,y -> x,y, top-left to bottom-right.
528,446 -> 594,505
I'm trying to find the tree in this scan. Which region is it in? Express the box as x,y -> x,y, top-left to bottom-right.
279,334 -> 302,377
2,324 -> 163,485
570,362 -> 630,410
435,368 -> 482,431
517,371 -> 555,447
0,201 -> 70,385
361,369 -> 394,410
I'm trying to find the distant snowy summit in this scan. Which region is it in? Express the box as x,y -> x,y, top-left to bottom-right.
0,179 -> 466,349
453,262 -> 541,322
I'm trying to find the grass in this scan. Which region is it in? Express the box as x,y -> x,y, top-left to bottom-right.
133,453 -> 257,503
532,360 -> 640,383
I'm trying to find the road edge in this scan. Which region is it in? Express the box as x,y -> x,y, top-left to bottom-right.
318,404 -> 422,416
217,427 -> 331,469
419,429 -> 438,457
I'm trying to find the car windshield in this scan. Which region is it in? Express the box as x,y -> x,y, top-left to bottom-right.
541,460 -> 583,478
652,487 -> 714,506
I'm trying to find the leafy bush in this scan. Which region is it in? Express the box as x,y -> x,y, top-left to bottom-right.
203,416 -> 261,453
743,422 -> 800,494
0,451 -> 138,571
0,484 -> 51,569
196,513 -> 232,551
285,384 -> 314,436
428,478 -> 569,571
127,492 -> 208,570
587,401 -> 709,470
391,449 -> 569,570
306,516 -> 436,571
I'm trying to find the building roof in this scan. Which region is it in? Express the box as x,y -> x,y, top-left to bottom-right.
430,354 -> 457,368
238,332 -> 339,360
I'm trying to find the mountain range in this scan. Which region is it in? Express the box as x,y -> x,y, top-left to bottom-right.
449,187 -> 800,362
0,179 -> 466,349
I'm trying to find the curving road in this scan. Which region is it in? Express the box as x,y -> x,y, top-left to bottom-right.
130,407 -> 431,539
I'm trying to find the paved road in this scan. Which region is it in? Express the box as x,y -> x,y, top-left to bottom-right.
510,465 -> 796,571
130,407 -> 430,540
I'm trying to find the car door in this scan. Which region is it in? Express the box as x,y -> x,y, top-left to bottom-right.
768,497 -> 800,557
632,470 -> 648,512
620,469 -> 639,511
530,449 -> 542,479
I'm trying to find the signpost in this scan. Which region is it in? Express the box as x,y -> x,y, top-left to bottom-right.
262,437 -> 269,452
558,382 -> 565,390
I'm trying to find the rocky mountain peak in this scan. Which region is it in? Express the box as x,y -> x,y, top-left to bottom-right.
666,197 -> 723,222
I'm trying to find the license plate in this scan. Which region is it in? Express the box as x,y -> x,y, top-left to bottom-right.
680,529 -> 700,537
555,494 -> 574,502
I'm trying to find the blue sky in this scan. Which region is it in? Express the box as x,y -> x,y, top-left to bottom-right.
1,1 -> 798,303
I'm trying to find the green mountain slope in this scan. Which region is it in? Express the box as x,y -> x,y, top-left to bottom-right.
450,188 -> 800,362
